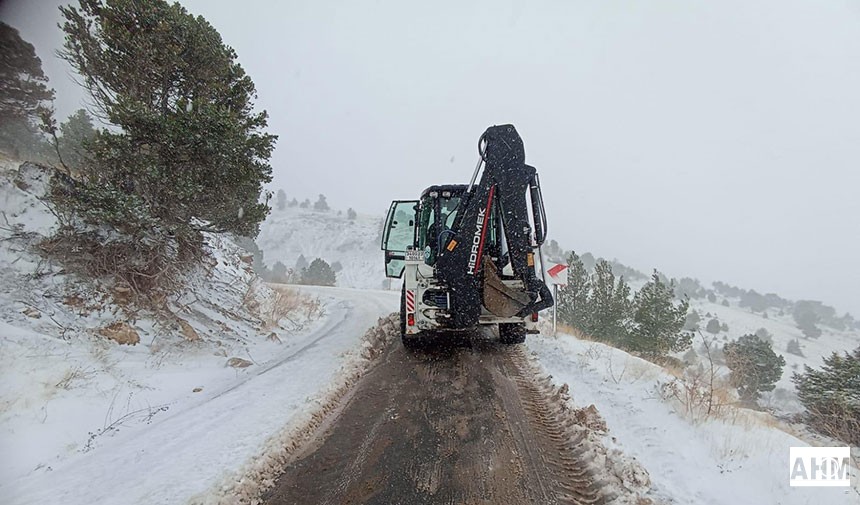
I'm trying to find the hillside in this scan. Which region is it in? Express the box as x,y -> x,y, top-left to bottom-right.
257,205 -> 387,290
0,158 -> 399,503
681,296 -> 859,414
254,198 -> 859,417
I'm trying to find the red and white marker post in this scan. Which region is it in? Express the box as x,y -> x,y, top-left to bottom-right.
546,263 -> 568,335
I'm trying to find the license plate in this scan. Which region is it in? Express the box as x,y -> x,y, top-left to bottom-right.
405,250 -> 424,261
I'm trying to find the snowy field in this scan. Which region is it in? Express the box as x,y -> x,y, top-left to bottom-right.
2,286 -> 397,505
0,157 -> 402,504
681,297 -> 859,415
528,331 -> 859,505
257,205 -> 387,290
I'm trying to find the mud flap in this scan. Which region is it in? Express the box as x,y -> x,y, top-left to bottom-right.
482,257 -> 532,317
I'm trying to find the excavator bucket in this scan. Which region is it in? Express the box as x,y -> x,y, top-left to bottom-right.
482,257 -> 532,317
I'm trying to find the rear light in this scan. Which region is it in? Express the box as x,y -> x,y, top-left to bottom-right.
531,312 -> 539,322
407,313 -> 415,326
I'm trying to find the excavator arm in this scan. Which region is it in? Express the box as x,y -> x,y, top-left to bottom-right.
436,124 -> 554,329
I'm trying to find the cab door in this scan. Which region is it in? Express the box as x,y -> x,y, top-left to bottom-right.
381,200 -> 418,278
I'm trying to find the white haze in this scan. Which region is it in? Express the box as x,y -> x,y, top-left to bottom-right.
2,0 -> 859,315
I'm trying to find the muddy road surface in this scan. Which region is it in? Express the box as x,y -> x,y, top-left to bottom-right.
262,333 -> 633,505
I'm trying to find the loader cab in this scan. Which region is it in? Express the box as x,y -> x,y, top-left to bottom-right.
416,185 -> 467,266
381,185 -> 468,278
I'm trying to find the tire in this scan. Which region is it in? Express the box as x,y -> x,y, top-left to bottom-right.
499,323 -> 526,345
400,283 -> 421,350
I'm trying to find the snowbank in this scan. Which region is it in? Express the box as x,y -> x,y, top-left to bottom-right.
528,331 -> 859,505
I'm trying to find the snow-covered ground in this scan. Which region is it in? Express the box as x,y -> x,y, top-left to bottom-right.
680,297 -> 859,414
3,155 -> 857,504
257,205 -> 387,290
3,286 -> 397,505
528,331 -> 859,505
0,157 -> 400,504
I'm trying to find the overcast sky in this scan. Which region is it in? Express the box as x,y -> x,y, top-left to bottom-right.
2,0 -> 859,315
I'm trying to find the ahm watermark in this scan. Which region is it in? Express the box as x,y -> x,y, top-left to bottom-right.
789,446 -> 851,487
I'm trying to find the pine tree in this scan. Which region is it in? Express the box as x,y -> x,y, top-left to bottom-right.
754,327 -> 773,345
270,261 -> 288,283
313,194 -> 329,211
786,339 -> 804,357
585,260 -> 631,345
56,109 -> 96,170
0,22 -> 54,125
628,271 -> 691,357
683,310 -> 701,331
792,347 -> 860,445
612,275 -> 634,345
0,22 -> 55,157
276,189 -> 287,211
724,334 -> 785,403
301,258 -> 336,286
347,208 -> 357,220
57,0 -> 276,237
793,301 -> 822,339
556,251 -> 590,332
706,318 -> 721,334
295,254 -> 308,272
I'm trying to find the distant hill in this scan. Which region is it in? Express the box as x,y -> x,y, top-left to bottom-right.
256,205 -> 387,290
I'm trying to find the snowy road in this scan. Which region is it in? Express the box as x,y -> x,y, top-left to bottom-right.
4,286 -> 398,505
261,333 -> 643,505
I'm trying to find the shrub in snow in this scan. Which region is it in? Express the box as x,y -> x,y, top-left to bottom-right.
723,334 -> 785,403
786,338 -> 804,357
313,194 -> 329,211
673,277 -> 703,300
754,327 -> 772,344
270,261 -> 289,283
683,310 -> 700,332
682,348 -> 699,365
300,258 -> 336,287
792,347 -> 860,445
705,318 -> 721,334
793,301 -> 822,339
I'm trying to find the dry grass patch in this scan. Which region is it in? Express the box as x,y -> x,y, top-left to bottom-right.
262,285 -> 324,330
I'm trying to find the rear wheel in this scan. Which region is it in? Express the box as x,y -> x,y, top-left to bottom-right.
400,284 -> 421,350
498,323 -> 526,345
